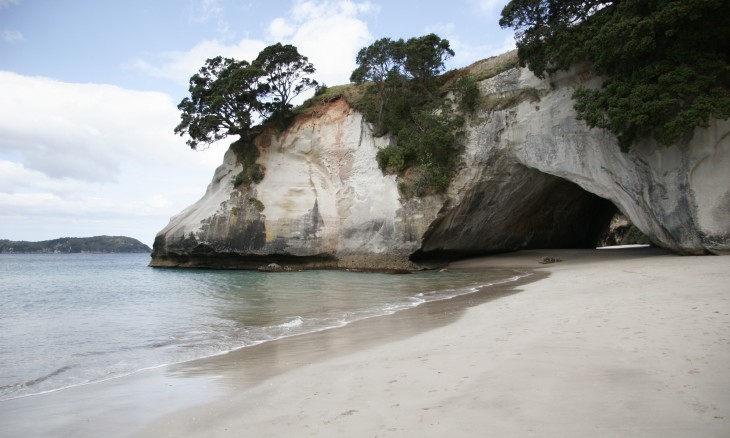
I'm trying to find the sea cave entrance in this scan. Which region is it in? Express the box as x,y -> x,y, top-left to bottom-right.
411,165 -> 622,263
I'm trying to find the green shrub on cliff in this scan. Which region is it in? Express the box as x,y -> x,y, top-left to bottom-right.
351,34 -> 470,196
296,83 -> 369,114
500,0 -> 730,150
231,138 -> 265,188
451,73 -> 480,113
350,34 -> 455,132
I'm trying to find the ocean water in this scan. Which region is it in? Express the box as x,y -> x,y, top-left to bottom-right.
0,253 -> 522,401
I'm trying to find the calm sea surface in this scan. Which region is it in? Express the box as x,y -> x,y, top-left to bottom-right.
0,253 -> 521,401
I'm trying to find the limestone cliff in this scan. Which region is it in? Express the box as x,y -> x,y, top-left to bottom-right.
420,61 -> 730,257
151,98 -> 441,269
151,56 -> 729,269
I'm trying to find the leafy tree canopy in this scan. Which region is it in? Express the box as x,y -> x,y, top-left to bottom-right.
402,33 -> 455,86
350,38 -> 406,132
175,56 -> 265,149
254,43 -> 318,117
175,44 -> 318,150
350,33 -> 454,132
349,33 -> 454,86
349,38 -> 405,85
500,0 -> 730,149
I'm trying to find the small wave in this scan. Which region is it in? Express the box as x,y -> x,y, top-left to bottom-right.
278,316 -> 304,329
0,365 -> 73,395
72,350 -> 108,357
409,296 -> 426,304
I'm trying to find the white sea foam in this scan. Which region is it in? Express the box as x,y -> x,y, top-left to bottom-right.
278,316 -> 304,329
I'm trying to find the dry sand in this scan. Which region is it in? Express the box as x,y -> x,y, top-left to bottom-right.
2,247 -> 729,437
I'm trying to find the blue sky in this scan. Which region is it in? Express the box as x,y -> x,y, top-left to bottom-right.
0,0 -> 514,247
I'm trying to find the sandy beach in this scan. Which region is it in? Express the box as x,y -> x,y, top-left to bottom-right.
2,247 -> 729,437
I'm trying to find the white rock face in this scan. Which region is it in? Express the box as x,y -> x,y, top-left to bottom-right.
423,63 -> 729,256
503,66 -> 730,254
255,99 -> 401,256
153,148 -> 243,247
151,99 -> 443,269
152,60 -> 730,268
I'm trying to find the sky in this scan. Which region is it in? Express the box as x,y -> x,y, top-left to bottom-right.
0,0 -> 516,247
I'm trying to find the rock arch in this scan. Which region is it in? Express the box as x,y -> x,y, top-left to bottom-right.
412,164 -> 618,262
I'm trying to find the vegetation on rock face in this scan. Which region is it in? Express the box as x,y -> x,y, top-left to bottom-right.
230,137 -> 265,189
175,44 -> 318,150
469,52 -> 520,82
451,73 -> 480,113
296,83 -> 367,113
376,101 -> 465,195
500,0 -> 730,150
0,236 -> 151,253
350,34 -> 455,132
350,33 -> 474,196
173,35 -> 519,197
247,196 -> 265,212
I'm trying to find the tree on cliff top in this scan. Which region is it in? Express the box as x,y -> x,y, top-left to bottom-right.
500,0 -> 730,149
402,33 -> 455,94
350,34 -> 454,87
350,33 -> 463,196
254,43 -> 318,120
175,44 -> 317,150
350,33 -> 454,131
175,56 -> 265,150
350,37 -> 406,131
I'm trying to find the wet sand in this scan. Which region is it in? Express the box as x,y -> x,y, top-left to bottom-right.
2,247 -> 730,437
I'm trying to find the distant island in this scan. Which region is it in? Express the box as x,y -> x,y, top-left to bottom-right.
0,236 -> 151,254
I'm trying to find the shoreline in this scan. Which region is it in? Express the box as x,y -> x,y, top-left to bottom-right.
2,247 -> 729,437
0,255 -> 538,437
0,264 -> 529,404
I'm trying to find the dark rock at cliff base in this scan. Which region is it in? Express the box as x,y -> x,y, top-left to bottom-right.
258,263 -> 293,272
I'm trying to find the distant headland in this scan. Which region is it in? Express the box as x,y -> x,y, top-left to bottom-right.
0,236 -> 151,254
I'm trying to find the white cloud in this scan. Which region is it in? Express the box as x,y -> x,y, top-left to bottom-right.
134,0 -> 374,91
472,0 -> 505,14
0,0 -> 20,8
187,0 -> 231,38
268,17 -> 295,41
2,29 -> 23,43
0,71 -> 228,245
146,194 -> 173,210
0,72 -> 197,181
425,22 -> 516,70
291,0 -> 376,20
272,0 -> 376,87
131,38 -> 267,87
0,161 -> 89,194
447,34 -> 516,69
188,0 -> 223,23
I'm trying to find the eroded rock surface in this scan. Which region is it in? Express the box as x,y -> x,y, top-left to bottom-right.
151,99 -> 441,269
151,56 -> 729,269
